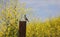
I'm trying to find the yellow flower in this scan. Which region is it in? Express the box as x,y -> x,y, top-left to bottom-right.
10,18 -> 16,24
0,31 -> 4,37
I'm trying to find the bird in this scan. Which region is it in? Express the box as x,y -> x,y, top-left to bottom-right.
24,14 -> 29,22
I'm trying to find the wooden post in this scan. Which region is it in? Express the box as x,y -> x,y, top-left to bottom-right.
19,21 -> 26,37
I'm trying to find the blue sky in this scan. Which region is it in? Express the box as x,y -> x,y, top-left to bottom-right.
19,0 -> 60,21
0,0 -> 60,21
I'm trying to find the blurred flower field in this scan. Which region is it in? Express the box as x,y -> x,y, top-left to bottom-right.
26,17 -> 60,37
0,8 -> 60,37
0,0 -> 60,37
0,16 -> 60,37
